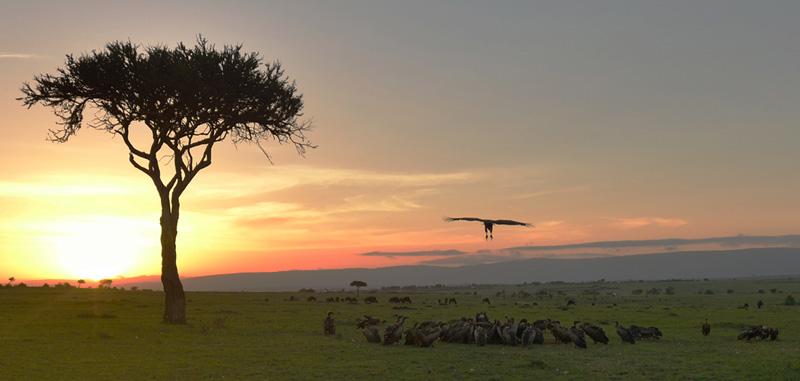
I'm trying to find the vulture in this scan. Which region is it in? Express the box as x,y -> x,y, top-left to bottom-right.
738,325 -> 760,340
404,323 -> 420,345
567,324 -> 588,349
579,321 -> 609,344
615,321 -> 636,344
702,318 -> 710,336
531,319 -> 550,331
638,326 -> 662,340
766,327 -> 779,341
414,322 -> 444,347
474,325 -> 488,347
516,319 -> 529,340
322,311 -> 336,336
547,320 -> 572,345
628,325 -> 642,340
444,317 -> 471,343
418,320 -> 440,330
520,325 -> 544,347
502,315 -> 519,346
454,318 -> 476,344
383,316 -> 409,345
362,324 -> 382,343
443,217 -> 532,240
487,320 -> 506,344
358,315 -> 383,329
738,325 -> 768,340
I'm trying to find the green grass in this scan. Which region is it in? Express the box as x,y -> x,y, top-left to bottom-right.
2,278 -> 800,380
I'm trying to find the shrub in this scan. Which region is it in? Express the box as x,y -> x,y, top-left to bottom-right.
784,295 -> 796,306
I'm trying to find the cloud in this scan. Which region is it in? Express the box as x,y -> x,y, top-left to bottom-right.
180,165 -> 486,238
360,249 -> 466,258
419,253 -> 520,266
195,165 -> 479,199
715,234 -> 800,248
0,53 -> 44,59
504,235 -> 800,252
610,217 -> 687,229
191,165 -> 481,216
0,175 -> 146,197
352,235 -> 800,268
413,248 -> 529,266
410,235 -> 800,267
226,201 -> 312,219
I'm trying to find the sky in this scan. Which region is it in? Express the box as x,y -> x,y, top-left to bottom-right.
2,1 -> 799,282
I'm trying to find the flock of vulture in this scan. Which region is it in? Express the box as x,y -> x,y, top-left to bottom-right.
323,311 -> 670,348
323,311 -> 779,347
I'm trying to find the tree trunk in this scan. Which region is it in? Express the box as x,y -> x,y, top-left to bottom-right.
160,203 -> 186,324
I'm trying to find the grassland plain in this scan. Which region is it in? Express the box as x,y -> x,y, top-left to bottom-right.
2,278 -> 800,380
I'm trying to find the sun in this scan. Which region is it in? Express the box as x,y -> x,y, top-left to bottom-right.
46,216 -> 156,281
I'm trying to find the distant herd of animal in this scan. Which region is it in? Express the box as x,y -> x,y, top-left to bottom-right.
322,310 -> 780,347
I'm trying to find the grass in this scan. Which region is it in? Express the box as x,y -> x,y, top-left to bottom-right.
2,278 -> 800,380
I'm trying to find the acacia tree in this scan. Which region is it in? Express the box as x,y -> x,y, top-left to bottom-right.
19,37 -> 313,324
350,280 -> 367,298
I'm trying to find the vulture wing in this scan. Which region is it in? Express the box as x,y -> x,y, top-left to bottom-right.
443,217 -> 486,223
491,219 -> 532,227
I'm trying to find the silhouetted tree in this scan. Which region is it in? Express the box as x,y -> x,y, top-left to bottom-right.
7,277 -> 14,286
19,36 -> 313,324
350,280 -> 367,298
99,279 -> 113,289
77,279 -> 85,288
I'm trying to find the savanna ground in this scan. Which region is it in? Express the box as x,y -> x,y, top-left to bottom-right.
2,278 -> 800,380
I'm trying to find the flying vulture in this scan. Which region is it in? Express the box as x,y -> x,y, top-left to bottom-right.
443,216 -> 532,240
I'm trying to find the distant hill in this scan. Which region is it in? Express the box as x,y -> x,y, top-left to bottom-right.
108,247 -> 800,292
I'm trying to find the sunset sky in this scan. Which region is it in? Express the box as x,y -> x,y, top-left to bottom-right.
2,1 -> 799,282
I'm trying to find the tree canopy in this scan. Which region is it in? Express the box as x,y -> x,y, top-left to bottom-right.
20,36 -> 313,167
